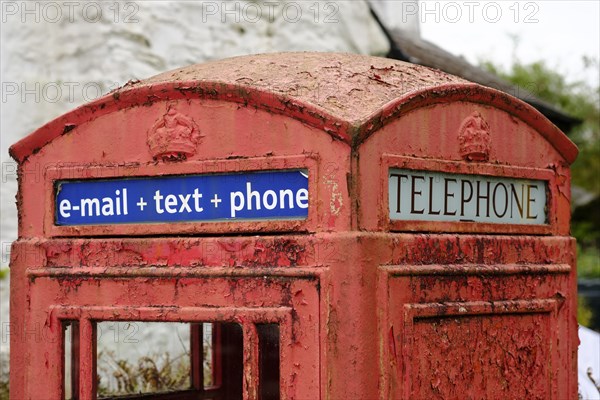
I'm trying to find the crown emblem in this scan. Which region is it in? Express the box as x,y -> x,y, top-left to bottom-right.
147,103 -> 201,161
458,111 -> 491,162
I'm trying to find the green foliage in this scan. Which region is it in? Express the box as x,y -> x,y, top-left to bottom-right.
0,354 -> 8,399
0,377 -> 10,399
579,295 -> 595,327
577,244 -> 600,279
0,376 -> 7,399
482,52 -> 600,283
481,56 -> 600,196
0,269 -> 8,281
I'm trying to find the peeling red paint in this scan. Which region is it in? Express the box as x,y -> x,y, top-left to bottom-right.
9,53 -> 577,400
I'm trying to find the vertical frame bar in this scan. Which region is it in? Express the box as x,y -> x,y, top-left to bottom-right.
242,324 -> 259,400
257,324 -> 281,400
190,323 -> 204,391
212,322 -> 223,389
78,319 -> 96,400
71,322 -> 81,399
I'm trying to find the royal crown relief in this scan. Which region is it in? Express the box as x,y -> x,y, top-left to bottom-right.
388,111 -> 547,225
458,111 -> 491,162
147,102 -> 202,162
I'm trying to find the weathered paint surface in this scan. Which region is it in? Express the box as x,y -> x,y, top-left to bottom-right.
9,53 -> 578,399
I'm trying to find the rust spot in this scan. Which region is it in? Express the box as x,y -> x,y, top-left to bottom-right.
142,94 -> 161,107
124,78 -> 141,87
62,124 -> 76,134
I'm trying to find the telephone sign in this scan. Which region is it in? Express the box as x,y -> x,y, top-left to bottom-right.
389,169 -> 547,225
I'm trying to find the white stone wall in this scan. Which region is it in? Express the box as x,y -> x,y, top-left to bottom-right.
1,0 -> 389,264
0,0 -> 390,370
369,0 -> 421,37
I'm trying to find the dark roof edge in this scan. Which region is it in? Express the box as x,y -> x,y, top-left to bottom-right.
388,30 -> 582,132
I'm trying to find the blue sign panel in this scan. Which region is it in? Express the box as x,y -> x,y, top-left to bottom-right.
55,170 -> 309,226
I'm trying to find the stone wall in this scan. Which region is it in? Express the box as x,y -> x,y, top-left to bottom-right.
0,0 -> 391,378
1,0 -> 390,266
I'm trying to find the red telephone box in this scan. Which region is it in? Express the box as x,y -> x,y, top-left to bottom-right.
9,53 -> 578,399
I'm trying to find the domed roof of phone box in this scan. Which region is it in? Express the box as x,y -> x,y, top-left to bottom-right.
10,52 -> 577,164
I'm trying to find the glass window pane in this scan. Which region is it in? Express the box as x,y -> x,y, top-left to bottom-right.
203,323 -> 214,388
96,322 -> 190,397
257,324 -> 280,400
218,323 -> 243,399
63,321 -> 79,400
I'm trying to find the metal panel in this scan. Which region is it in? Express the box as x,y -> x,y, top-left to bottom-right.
379,262 -> 575,400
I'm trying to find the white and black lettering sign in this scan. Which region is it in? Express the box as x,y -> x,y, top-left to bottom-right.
389,169 -> 546,225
